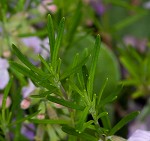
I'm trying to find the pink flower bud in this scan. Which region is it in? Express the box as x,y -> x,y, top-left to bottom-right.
3,50 -> 11,58
20,98 -> 31,109
54,103 -> 63,108
0,94 -> 11,108
37,113 -> 45,120
47,5 -> 57,13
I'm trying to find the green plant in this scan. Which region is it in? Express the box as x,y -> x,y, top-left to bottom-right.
120,46 -> 150,98
7,15 -> 140,141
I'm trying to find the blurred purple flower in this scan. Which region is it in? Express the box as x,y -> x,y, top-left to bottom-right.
0,58 -> 9,90
128,121 -> 147,137
22,79 -> 36,98
123,36 -> 147,53
128,129 -> 150,141
21,123 -> 35,140
21,37 -> 42,54
143,1 -> 150,9
21,37 -> 50,59
90,0 -> 105,15
38,0 -> 57,15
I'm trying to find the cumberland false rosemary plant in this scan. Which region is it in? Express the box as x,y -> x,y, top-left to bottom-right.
5,15 -> 139,141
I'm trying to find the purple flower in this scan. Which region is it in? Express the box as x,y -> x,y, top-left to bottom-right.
21,37 -> 50,59
123,36 -> 147,53
90,0 -> 106,15
143,1 -> 150,9
128,121 -> 147,137
22,79 -> 36,98
128,129 -> 150,141
21,123 -> 35,140
21,37 -> 42,54
0,58 -> 9,89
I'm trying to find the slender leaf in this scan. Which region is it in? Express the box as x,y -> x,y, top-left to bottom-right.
47,14 -> 55,58
120,57 -> 139,79
82,65 -> 89,90
2,77 -> 13,110
60,53 -> 89,80
99,95 -> 117,107
68,80 -> 83,97
9,62 -> 39,81
62,126 -> 98,141
9,111 -> 40,126
47,96 -> 84,110
52,17 -> 65,71
100,107 -> 111,130
39,54 -> 51,72
97,112 -> 108,121
76,106 -> 90,132
66,1 -> 82,49
113,11 -> 147,31
29,119 -> 69,124
12,44 -> 44,76
87,35 -> 101,100
97,78 -> 108,105
109,111 -> 140,135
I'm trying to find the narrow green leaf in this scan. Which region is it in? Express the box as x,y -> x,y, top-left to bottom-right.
47,96 -> 84,110
39,54 -> 51,72
2,77 -> 13,110
66,1 -> 82,49
9,111 -> 40,126
62,126 -> 98,141
105,0 -> 144,12
100,107 -> 111,130
30,91 -> 49,98
82,65 -> 89,90
127,46 -> 142,64
52,17 -> 65,71
87,35 -> 101,100
76,106 -> 90,133
70,53 -> 79,80
99,84 -> 122,107
109,111 -> 140,135
29,119 -> 69,124
99,96 -> 117,107
17,30 -> 47,37
60,54 -> 89,80
11,44 -> 44,76
47,14 -> 55,58
120,57 -> 139,80
9,62 -> 40,82
68,80 -> 83,97
82,120 -> 94,132
57,58 -> 62,74
97,112 -> 108,121
10,62 -> 56,90
97,78 -> 108,105
113,11 -> 147,31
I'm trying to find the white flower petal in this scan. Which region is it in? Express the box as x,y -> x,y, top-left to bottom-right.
128,129 -> 150,141
0,58 -> 9,69
0,70 -> 9,89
